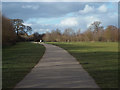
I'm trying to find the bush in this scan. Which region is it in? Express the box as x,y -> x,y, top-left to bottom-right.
2,16 -> 17,46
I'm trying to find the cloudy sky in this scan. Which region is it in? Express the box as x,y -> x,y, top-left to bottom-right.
2,2 -> 118,34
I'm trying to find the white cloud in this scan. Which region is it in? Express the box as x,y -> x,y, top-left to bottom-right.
98,4 -> 107,13
28,3 -> 117,33
22,5 -> 39,10
33,28 -> 50,33
23,23 -> 32,26
79,5 -> 94,14
18,3 -> 117,34
40,29 -> 49,32
79,4 -> 108,14
60,17 -> 78,27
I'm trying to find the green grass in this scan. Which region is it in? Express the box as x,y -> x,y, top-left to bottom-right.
47,42 -> 118,88
2,42 -> 45,89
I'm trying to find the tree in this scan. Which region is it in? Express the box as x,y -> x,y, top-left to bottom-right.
89,21 -> 103,33
42,32 -> 51,42
51,29 -> 61,42
2,16 -> 16,45
83,29 -> 94,41
11,19 -> 32,36
26,26 -> 32,34
11,19 -> 25,35
89,21 -> 103,41
104,25 -> 118,42
33,32 -> 39,41
63,28 -> 74,42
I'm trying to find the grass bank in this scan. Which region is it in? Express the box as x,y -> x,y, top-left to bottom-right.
48,42 -> 118,88
2,42 -> 45,89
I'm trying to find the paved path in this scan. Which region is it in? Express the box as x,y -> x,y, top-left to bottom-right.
15,43 -> 99,88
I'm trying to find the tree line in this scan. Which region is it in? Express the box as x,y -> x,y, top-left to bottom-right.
2,15 -> 32,46
2,14 -> 119,46
43,21 -> 119,42
2,15 -> 46,46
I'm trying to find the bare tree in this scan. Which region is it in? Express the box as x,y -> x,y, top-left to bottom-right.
89,21 -> 103,41
104,25 -> 118,42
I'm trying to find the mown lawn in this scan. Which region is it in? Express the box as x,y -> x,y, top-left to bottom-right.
2,42 -> 45,89
48,42 -> 118,88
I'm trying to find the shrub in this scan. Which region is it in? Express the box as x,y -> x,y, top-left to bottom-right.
2,16 -> 17,46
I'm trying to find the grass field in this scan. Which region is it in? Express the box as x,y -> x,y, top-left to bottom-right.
48,42 -> 118,88
2,42 -> 45,89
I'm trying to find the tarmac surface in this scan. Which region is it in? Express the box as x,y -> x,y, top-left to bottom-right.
15,43 -> 99,88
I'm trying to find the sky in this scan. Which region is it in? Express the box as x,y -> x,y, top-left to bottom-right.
2,1 -> 118,34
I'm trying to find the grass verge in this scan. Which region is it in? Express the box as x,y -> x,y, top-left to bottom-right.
2,42 -> 45,89
47,42 -> 118,88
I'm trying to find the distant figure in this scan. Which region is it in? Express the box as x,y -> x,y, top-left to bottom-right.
40,40 -> 42,43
